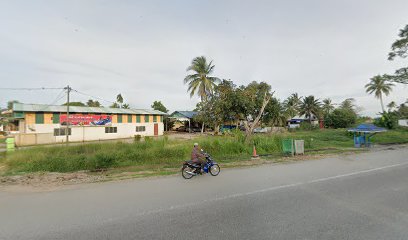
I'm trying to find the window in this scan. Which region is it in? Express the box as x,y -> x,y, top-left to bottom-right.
144,115 -> 149,123
52,113 -> 60,124
35,113 -> 44,124
136,126 -> 146,132
136,115 -> 141,123
153,115 -> 157,122
160,115 -> 163,122
54,128 -> 71,136
117,115 -> 123,123
105,127 -> 117,133
128,115 -> 132,123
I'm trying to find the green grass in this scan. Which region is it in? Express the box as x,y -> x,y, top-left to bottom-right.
2,128 -> 407,175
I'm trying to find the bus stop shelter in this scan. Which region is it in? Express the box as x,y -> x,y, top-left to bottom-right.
347,124 -> 386,148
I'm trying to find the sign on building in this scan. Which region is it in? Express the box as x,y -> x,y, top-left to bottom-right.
60,114 -> 112,126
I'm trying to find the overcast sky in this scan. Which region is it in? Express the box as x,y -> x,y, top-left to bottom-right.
0,0 -> 407,116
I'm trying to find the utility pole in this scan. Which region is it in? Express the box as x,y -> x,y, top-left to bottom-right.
65,85 -> 71,145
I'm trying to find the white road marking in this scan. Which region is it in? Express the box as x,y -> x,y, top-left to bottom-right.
134,161 -> 408,217
37,161 -> 408,236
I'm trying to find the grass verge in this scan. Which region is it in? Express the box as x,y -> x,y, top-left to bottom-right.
1,128 -> 407,177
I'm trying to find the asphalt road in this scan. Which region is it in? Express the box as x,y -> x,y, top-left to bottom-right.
1,146 -> 408,240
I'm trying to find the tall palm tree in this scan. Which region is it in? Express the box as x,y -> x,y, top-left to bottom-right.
184,56 -> 220,101
283,93 -> 302,118
365,75 -> 394,112
299,95 -> 321,123
322,98 -> 334,116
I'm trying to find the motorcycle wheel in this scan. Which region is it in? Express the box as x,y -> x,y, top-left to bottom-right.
209,164 -> 220,176
181,166 -> 194,179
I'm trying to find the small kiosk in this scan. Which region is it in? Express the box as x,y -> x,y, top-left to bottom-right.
348,124 -> 386,148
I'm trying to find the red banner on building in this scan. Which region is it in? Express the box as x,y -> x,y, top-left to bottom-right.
60,114 -> 112,126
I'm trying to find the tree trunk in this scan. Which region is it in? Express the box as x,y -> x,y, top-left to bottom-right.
214,123 -> 220,135
380,94 -> 385,112
201,122 -> 205,134
244,93 -> 272,140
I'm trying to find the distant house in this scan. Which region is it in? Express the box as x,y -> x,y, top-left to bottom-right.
287,115 -> 319,128
168,111 -> 200,132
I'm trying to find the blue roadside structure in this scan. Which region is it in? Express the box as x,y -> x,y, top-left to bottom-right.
347,124 -> 386,148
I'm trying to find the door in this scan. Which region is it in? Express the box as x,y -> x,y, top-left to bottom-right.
154,123 -> 158,136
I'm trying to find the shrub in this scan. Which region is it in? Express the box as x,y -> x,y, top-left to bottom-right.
373,112 -> 399,129
325,108 -> 357,128
299,122 -> 319,131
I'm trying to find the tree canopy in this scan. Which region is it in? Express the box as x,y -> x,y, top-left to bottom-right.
385,24 -> 408,84
184,56 -> 221,101
151,101 -> 169,113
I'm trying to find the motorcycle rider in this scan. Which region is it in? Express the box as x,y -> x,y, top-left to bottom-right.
191,143 -> 206,171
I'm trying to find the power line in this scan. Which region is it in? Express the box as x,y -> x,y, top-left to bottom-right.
35,89 -> 67,112
71,89 -> 116,104
0,87 -> 64,90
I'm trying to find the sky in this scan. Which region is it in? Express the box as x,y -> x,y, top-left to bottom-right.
0,0 -> 407,117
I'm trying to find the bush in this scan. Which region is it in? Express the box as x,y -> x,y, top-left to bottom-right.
325,108 -> 357,128
134,135 -> 142,142
373,112 -> 399,129
299,122 -> 319,131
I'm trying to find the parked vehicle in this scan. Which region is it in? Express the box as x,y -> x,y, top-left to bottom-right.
176,126 -> 187,132
181,151 -> 220,179
253,127 -> 271,133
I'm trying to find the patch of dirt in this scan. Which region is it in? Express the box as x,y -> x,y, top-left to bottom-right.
0,172 -> 106,192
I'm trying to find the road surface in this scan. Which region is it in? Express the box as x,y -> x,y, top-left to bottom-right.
1,146 -> 408,240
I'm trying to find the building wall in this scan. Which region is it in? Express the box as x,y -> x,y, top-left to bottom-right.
398,119 -> 408,127
17,112 -> 164,145
19,122 -> 164,143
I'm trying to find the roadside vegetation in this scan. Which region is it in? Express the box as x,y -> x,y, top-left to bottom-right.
2,128 -> 408,176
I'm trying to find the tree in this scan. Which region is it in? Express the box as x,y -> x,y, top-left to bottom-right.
151,101 -> 169,113
110,102 -> 120,108
184,56 -> 221,101
62,102 -> 85,106
283,93 -> 302,118
387,101 -> 397,111
340,98 -> 356,112
110,94 -> 130,109
365,75 -> 394,112
324,108 -> 357,128
235,81 -> 273,138
116,94 -> 124,108
386,24 -> 408,84
299,95 -> 321,123
7,100 -> 20,110
322,98 -> 334,116
263,98 -> 288,127
86,99 -> 101,107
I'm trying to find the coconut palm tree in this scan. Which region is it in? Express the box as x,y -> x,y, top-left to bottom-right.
283,93 -> 302,118
184,56 -> 221,101
365,75 -> 394,112
116,94 -> 124,108
299,95 -> 321,123
322,98 -> 334,116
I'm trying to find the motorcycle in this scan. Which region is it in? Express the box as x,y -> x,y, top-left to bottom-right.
181,151 -> 220,179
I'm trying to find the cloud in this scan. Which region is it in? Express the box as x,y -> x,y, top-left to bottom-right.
0,0 -> 407,116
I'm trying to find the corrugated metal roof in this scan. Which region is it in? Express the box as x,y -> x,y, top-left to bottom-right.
13,103 -> 167,115
170,111 -> 198,119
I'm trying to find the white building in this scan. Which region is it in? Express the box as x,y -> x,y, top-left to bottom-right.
11,103 -> 167,146
398,119 -> 408,127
